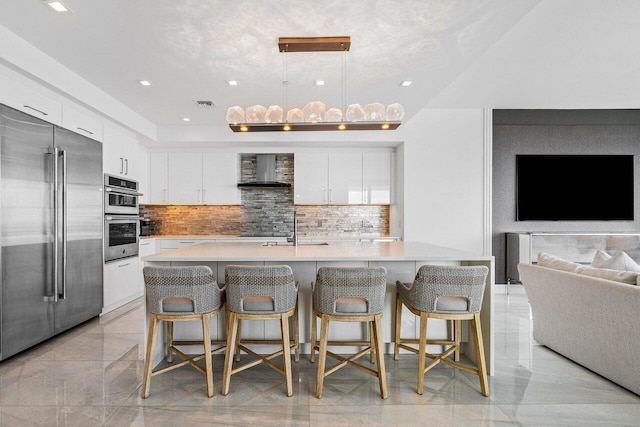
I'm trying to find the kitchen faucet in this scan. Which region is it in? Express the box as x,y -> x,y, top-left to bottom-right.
287,210 -> 298,246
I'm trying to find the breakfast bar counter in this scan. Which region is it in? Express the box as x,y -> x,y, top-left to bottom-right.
143,240 -> 495,373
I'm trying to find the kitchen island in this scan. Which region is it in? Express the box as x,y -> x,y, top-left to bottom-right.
143,240 -> 495,373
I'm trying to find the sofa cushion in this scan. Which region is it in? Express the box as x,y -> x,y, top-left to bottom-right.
537,252 -> 583,273
576,265 -> 638,285
592,250 -> 640,273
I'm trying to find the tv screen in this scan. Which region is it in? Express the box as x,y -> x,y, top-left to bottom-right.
516,155 -> 634,221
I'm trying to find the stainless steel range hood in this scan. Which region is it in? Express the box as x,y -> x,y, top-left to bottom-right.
237,154 -> 291,188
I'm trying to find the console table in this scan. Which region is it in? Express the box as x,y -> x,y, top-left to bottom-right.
506,232 -> 640,285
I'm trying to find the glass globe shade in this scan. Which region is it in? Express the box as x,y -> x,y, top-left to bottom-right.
245,105 -> 267,123
226,106 -> 245,124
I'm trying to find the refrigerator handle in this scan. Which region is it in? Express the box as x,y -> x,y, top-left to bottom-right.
44,147 -> 59,302
60,149 -> 67,300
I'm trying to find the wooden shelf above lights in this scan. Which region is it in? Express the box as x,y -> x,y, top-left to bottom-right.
229,121 -> 400,132
278,36 -> 351,52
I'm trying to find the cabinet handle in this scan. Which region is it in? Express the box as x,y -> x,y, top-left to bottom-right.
323,189 -> 326,203
23,105 -> 48,116
118,263 -> 131,268
202,189 -> 206,203
120,157 -> 124,174
124,158 -> 129,175
328,189 -> 332,203
76,127 -> 94,135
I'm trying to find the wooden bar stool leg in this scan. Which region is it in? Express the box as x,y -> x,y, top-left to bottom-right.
293,298 -> 300,362
315,315 -> 330,398
310,310 -> 317,363
454,319 -> 461,362
202,313 -> 214,397
234,319 -> 242,362
222,312 -> 239,396
369,321 -> 375,364
166,320 -> 174,363
373,314 -> 388,399
142,314 -> 158,398
417,313 -> 428,395
394,295 -> 402,360
471,313 -> 489,397
281,313 -> 293,397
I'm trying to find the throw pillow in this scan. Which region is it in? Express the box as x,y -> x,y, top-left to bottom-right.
576,265 -> 638,285
592,251 -> 640,273
537,252 -> 583,273
591,250 -> 611,267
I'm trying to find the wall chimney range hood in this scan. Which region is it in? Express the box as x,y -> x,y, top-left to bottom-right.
238,154 -> 291,188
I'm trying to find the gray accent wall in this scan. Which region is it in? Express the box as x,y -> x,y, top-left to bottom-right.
492,110 -> 640,283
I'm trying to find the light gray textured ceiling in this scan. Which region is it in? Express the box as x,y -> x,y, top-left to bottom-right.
1,0 -> 639,128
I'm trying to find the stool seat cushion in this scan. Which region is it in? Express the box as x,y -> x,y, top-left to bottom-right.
162,297 -> 195,313
335,297 -> 368,313
242,296 -> 275,312
435,296 -> 469,312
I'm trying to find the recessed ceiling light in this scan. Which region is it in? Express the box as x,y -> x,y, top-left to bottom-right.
315,80 -> 325,86
46,1 -> 69,12
400,80 -> 413,87
227,80 -> 239,86
182,117 -> 191,122
139,80 -> 151,86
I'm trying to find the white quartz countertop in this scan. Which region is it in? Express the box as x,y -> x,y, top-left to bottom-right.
142,240 -> 492,262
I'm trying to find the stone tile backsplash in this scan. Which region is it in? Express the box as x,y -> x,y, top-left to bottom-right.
140,153 -> 390,237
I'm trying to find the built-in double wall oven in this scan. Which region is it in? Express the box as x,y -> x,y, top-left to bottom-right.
104,174 -> 139,262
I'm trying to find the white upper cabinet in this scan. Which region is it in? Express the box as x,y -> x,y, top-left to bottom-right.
103,125 -> 143,179
363,152 -> 391,204
61,105 -> 103,142
295,151 -> 391,205
149,152 -> 240,205
202,153 -> 240,204
0,73 -> 62,126
328,153 -> 363,204
149,152 -> 169,203
169,153 -> 203,204
294,153 -> 329,204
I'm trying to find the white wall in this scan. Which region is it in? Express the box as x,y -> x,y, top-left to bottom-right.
401,109 -> 488,254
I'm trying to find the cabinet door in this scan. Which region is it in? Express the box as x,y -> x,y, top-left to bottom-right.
120,133 -> 142,179
149,152 -> 168,203
202,153 -> 240,204
363,152 -> 391,204
62,106 -> 103,142
328,152 -> 363,204
103,257 -> 140,311
129,143 -> 148,203
0,73 -> 62,126
168,153 -> 203,204
294,152 -> 328,204
102,125 -> 124,176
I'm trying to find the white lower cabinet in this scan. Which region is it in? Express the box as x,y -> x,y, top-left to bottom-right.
103,257 -> 142,314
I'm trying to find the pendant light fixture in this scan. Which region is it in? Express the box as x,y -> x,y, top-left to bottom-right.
227,36 -> 404,132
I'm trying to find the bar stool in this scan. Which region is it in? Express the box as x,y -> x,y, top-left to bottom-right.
311,266 -> 388,399
394,264 -> 489,396
141,265 -> 226,398
222,265 -> 299,396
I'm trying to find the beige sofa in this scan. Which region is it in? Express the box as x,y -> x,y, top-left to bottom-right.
518,262 -> 640,396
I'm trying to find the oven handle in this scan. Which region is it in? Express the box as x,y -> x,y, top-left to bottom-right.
105,215 -> 143,221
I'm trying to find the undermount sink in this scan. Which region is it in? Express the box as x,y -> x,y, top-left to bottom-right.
262,242 -> 329,247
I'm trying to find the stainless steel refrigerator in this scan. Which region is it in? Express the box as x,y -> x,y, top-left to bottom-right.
0,103 -> 103,361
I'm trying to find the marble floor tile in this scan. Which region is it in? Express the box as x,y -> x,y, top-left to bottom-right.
0,286 -> 638,426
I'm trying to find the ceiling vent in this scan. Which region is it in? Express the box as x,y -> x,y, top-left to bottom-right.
195,100 -> 215,108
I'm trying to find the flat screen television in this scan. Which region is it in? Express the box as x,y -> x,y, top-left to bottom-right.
516,155 -> 634,221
